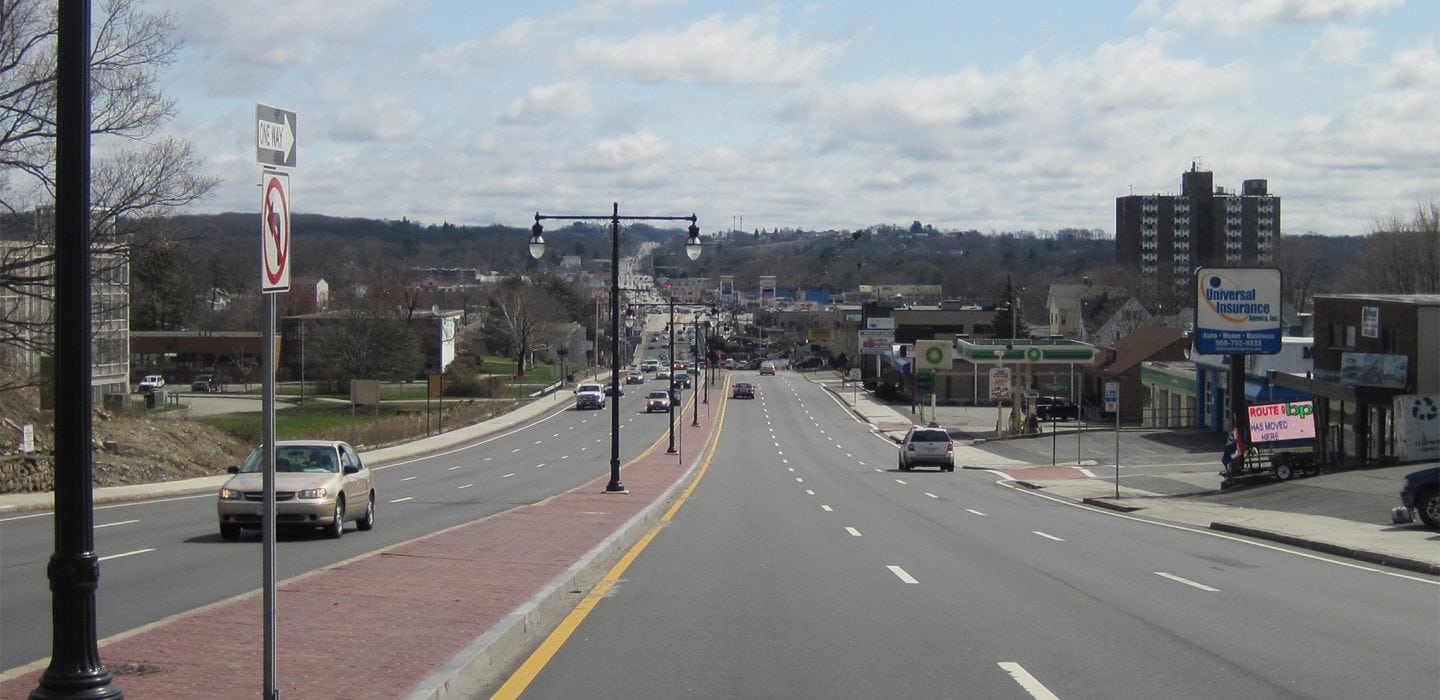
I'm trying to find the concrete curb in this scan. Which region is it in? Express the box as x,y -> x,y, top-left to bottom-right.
1208,521 -> 1440,577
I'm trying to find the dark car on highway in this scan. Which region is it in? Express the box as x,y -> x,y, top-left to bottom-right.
731,382 -> 754,399
1400,464 -> 1440,528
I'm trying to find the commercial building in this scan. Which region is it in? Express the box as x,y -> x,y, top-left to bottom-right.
1116,164 -> 1279,296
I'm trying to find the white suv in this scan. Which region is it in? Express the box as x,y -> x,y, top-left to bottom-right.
138,375 -> 165,393
574,383 -> 605,410
898,426 -> 954,471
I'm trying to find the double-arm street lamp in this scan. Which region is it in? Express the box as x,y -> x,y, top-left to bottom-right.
529,203 -> 700,492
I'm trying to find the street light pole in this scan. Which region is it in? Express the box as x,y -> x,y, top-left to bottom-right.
691,312 -> 701,427
531,204 -> 700,489
667,292 -> 678,454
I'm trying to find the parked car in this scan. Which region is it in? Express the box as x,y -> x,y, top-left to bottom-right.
646,390 -> 671,413
191,374 -> 215,392
731,382 -> 755,399
898,426 -> 955,471
137,374 -> 165,393
1035,396 -> 1079,421
1400,464 -> 1440,528
574,383 -> 606,410
216,440 -> 375,540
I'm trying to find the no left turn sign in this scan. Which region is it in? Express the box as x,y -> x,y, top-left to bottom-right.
261,170 -> 291,293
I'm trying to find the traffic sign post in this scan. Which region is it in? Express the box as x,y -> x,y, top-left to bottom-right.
256,102 -> 296,700
1105,381 -> 1120,497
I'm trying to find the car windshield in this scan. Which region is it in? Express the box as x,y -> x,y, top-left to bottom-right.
239,445 -> 338,474
648,392 -> 668,399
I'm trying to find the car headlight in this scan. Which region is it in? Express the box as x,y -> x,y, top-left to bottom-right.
219,487 -> 247,500
296,487 -> 328,500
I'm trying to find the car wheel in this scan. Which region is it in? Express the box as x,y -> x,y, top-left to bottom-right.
357,492 -> 375,531
326,498 -> 345,539
1273,460 -> 1293,481
1418,488 -> 1440,529
219,523 -> 241,541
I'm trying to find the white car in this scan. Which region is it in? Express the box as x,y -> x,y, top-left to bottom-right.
898,426 -> 955,471
574,383 -> 606,410
138,375 -> 165,392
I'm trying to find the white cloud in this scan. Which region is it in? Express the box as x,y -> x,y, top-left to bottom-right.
566,10 -> 850,85
1153,0 -> 1403,35
503,81 -> 595,123
1305,25 -> 1375,64
153,0 -> 407,68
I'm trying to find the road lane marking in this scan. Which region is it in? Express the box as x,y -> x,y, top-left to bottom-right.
401,476 -> 417,481
1078,467 -> 1097,478
874,469 -> 883,473
502,473 -> 516,479
895,479 -> 907,485
788,467 -> 795,472
533,440 -> 542,445
1155,572 -> 1220,592
1033,531 -> 1065,542
457,484 -> 474,490
511,448 -> 521,453
448,466 -> 461,470
781,459 -> 789,464
98,548 -> 154,562
887,565 -> 918,584
998,662 -> 1060,700
535,463 -> 546,468
821,505 -> 833,512
966,509 -> 987,516
805,489 -> 815,495
484,457 -> 493,461
845,527 -> 862,537
390,497 -> 414,503
795,477 -> 804,483
924,493 -> 938,499
95,519 -> 139,529
858,461 -> 866,466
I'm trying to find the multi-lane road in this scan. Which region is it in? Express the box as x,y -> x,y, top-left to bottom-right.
496,373 -> 1439,699
4,365 -> 1437,698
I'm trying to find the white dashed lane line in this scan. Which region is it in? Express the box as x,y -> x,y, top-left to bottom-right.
390,497 -> 414,503
1155,572 -> 1220,592
448,466 -> 461,471
502,473 -> 516,479
821,505 -> 833,512
845,527 -> 862,537
998,662 -> 1060,700
895,479 -> 907,485
887,565 -> 919,584
966,508 -> 987,516
805,489 -> 815,495
924,492 -> 938,499
457,484 -> 474,489
401,476 -> 417,482
95,520 -> 139,529
1032,531 -> 1065,542
99,549 -> 154,562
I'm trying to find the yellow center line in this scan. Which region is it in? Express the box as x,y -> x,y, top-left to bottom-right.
491,375 -> 731,699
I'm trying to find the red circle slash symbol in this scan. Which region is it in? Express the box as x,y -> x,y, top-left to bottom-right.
263,176 -> 289,286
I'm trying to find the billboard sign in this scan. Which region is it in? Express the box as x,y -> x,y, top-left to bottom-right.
1341,352 -> 1408,388
1247,401 -> 1316,443
1194,267 -> 1282,354
1394,395 -> 1440,461
989,367 -> 1012,401
858,330 -> 893,354
866,317 -> 895,330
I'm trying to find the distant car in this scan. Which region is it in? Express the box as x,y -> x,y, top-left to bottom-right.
138,374 -> 165,393
759,362 -> 776,376
656,370 -> 671,381
641,360 -> 659,372
626,371 -> 646,384
216,440 -> 375,540
795,357 -> 823,370
731,382 -> 754,399
1035,396 -> 1079,421
191,374 -> 215,392
646,390 -> 671,413
603,384 -> 624,397
674,373 -> 692,389
1400,464 -> 1440,528
898,426 -> 954,471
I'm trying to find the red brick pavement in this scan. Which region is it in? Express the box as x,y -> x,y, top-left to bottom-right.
2,405 -> 718,699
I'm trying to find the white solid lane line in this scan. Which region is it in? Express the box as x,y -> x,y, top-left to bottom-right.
1033,531 -> 1065,542
887,565 -> 919,584
1155,572 -> 1221,592
845,527 -> 862,537
391,497 -> 414,503
95,520 -> 139,529
997,662 -> 1060,700
99,549 -> 154,561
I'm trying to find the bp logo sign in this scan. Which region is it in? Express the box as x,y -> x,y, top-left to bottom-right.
915,340 -> 950,370
925,345 -> 945,365
1025,347 -> 1042,362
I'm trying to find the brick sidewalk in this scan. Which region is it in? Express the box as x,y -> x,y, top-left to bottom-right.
2,404 -> 719,699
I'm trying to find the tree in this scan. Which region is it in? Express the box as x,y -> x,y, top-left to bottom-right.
129,242 -> 191,330
991,276 -> 1029,341
306,311 -> 421,393
1349,201 -> 1440,294
485,276 -> 565,376
0,0 -> 218,390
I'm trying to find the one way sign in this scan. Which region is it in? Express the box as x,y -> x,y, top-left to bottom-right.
256,104 -> 296,168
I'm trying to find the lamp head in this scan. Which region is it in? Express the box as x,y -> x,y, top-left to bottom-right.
528,217 -> 545,260
685,220 -> 702,261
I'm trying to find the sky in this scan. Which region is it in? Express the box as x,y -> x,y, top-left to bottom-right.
142,0 -> 1438,237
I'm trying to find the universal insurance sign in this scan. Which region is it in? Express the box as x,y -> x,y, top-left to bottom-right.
1195,267 -> 1282,355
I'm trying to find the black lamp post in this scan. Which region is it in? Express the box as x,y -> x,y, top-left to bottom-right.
691,310 -> 702,427
33,3 -> 123,698
666,290 -> 678,454
530,204 -> 700,491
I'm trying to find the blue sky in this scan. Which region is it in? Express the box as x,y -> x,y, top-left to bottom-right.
143,0 -> 1438,236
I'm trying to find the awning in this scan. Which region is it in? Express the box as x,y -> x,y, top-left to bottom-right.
1245,378 -> 1311,403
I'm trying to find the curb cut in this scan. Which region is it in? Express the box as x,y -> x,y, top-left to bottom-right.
1208,521 -> 1440,577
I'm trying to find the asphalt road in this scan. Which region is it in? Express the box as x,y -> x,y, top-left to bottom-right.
0,377 -> 695,671
501,373 -> 1439,699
